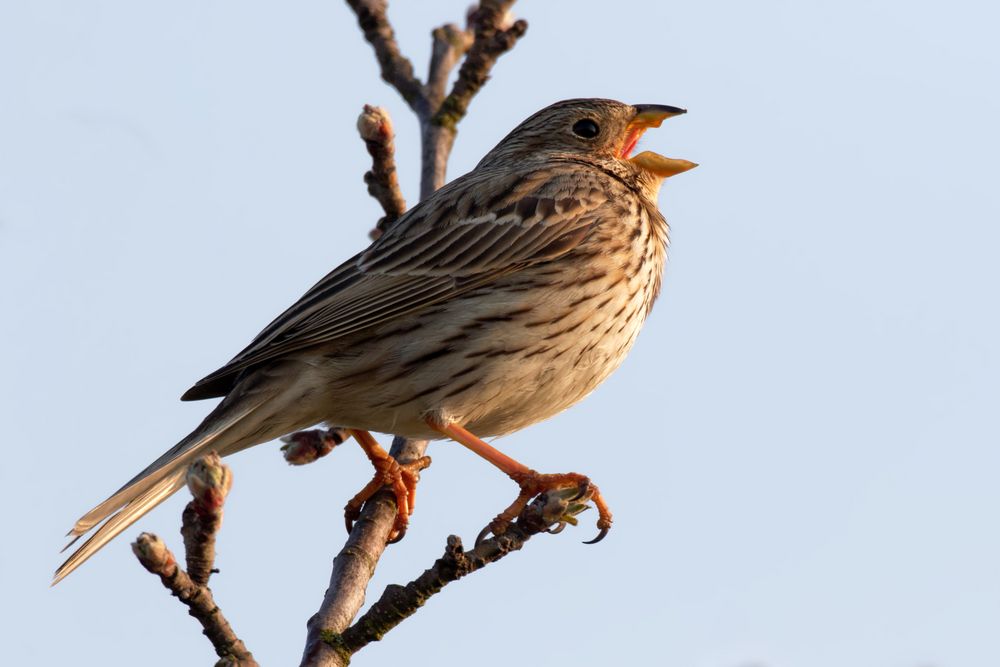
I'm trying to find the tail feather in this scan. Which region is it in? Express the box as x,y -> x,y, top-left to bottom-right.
67,400 -> 264,538
52,471 -> 187,585
54,388 -> 286,585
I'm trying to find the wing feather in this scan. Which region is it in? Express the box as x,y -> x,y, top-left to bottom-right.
182,166 -> 610,400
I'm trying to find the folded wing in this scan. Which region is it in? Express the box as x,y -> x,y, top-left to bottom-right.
182,167 -> 610,400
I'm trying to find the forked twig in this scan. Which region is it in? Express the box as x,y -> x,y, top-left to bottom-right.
327,488 -> 596,662
132,453 -> 256,666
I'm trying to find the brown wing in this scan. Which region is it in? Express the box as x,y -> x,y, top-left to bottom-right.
181,167 -> 610,400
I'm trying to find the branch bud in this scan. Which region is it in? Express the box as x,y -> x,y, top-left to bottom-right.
186,452 -> 232,512
281,428 -> 349,465
132,532 -> 176,575
357,105 -> 394,143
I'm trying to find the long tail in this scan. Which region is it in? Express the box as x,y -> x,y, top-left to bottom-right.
53,379 -> 307,585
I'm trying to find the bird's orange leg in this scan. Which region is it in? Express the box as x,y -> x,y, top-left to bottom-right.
344,429 -> 431,542
427,420 -> 613,544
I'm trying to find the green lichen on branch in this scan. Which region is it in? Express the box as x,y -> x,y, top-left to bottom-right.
318,630 -> 353,664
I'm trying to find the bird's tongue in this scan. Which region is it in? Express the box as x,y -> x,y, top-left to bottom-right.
619,127 -> 644,159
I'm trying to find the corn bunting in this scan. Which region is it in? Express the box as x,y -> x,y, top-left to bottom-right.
55,98 -> 696,583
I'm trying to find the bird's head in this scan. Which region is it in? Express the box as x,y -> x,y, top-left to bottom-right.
477,98 -> 697,193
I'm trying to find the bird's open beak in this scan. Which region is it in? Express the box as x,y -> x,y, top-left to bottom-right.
621,104 -> 697,179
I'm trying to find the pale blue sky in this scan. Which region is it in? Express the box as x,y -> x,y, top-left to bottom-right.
2,1 -> 998,665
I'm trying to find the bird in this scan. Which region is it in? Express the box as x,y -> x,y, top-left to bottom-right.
54,98 -> 696,584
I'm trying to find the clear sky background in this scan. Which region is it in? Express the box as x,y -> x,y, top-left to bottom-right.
2,1 -> 998,665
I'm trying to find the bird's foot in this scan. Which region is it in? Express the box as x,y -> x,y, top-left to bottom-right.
475,470 -> 613,546
344,430 -> 431,543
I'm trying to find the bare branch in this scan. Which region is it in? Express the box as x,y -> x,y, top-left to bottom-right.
432,1 -> 528,132
426,22 -> 474,111
346,0 -> 427,113
300,435 -> 428,667
132,454 -> 256,666
300,490 -> 397,667
357,105 -> 408,239
417,123 -> 456,200
331,488 -> 596,658
420,0 -> 527,199
181,453 -> 232,586
347,0 -> 525,198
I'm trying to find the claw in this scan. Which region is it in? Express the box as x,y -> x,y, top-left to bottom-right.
475,524 -> 493,547
545,521 -> 567,535
341,430 -> 429,544
570,480 -> 590,502
344,488 -> 370,535
583,526 -> 609,545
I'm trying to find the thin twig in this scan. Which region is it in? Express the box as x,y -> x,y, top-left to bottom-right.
356,105 -> 407,239
133,534 -> 256,666
426,22 -> 474,111
345,0 -> 426,113
433,0 -> 527,132
132,454 -> 256,666
300,489 -> 399,667
181,453 -> 232,586
420,0 -> 527,198
345,0 -> 525,198
331,488 -> 595,658
299,435 -> 429,667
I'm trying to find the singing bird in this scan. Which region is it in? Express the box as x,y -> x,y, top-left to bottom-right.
55,98 -> 696,583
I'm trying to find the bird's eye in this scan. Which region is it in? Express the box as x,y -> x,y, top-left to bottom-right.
572,119 -> 600,139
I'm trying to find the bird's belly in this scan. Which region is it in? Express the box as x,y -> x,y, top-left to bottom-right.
320,264 -> 654,439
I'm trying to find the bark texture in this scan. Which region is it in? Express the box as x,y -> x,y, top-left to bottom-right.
132,453 -> 256,666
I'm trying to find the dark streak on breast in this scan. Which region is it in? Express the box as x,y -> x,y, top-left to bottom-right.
404,346 -> 456,368
450,363 -> 481,380
441,378 -> 480,399
388,382 -> 448,408
543,319 -> 583,340
568,292 -> 599,308
440,331 -> 470,345
524,308 -> 573,328
523,345 -> 553,359
577,270 -> 608,286
485,345 -> 530,357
